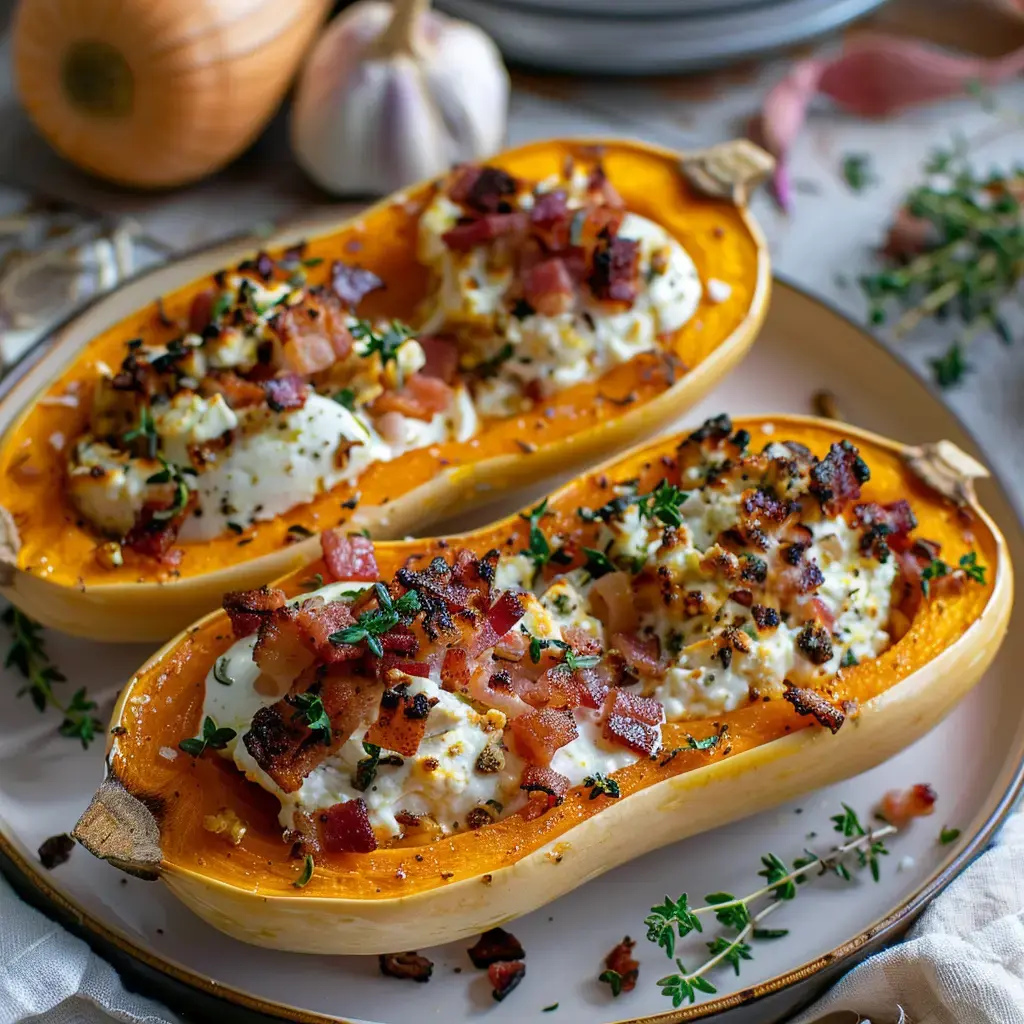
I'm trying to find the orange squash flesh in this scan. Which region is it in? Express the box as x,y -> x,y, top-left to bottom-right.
0,138 -> 767,641
103,416 -> 1007,913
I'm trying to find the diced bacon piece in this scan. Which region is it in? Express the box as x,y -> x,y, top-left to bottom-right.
264,373 -> 310,412
603,713 -> 660,756
590,235 -> 640,305
588,164 -> 626,209
272,293 -> 353,372
223,586 -> 287,638
203,371 -> 265,409
295,597 -> 361,662
602,687 -> 663,725
879,783 -> 937,828
804,596 -> 837,633
855,499 -> 919,555
441,647 -> 471,692
253,609 -> 315,699
321,799 -> 378,853
468,591 -> 525,656
380,625 -> 419,654
809,441 -> 871,514
378,951 -> 433,982
574,205 -> 626,253
451,165 -> 517,213
376,410 -> 407,447
330,261 -> 384,308
396,561 -> 471,612
516,666 -> 583,710
123,507 -> 185,562
417,335 -> 460,383
442,212 -> 528,252
530,189 -> 569,228
378,655 -> 431,678
364,686 -> 435,756
507,708 -> 578,766
575,666 -> 610,710
188,290 -> 214,332
468,928 -> 526,969
588,572 -> 637,635
321,530 -> 378,582
372,373 -> 453,422
488,960 -> 526,1002
612,632 -> 661,676
519,765 -> 571,803
522,258 -> 575,317
603,937 -> 639,994
560,626 -> 602,656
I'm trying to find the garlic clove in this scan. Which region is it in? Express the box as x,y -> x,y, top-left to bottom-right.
291,0 -> 509,197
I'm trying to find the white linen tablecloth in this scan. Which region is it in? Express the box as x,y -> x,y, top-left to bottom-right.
3,813 -> 1024,1024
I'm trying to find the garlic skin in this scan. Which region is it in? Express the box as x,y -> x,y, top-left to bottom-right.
291,0 -> 509,196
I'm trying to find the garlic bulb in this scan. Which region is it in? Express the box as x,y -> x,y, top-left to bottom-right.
291,0 -> 509,196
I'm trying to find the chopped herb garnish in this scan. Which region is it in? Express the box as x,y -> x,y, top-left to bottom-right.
351,319 -> 415,371
520,499 -> 571,573
210,290 -> 233,321
841,153 -> 877,193
146,456 -> 192,521
301,573 -> 325,590
920,557 -> 949,597
584,773 -> 621,799
583,547 -> 616,579
290,691 -> 332,745
330,584 -> 420,657
930,343 -> 972,389
122,404 -> 158,458
179,716 -> 236,757
939,826 -> 961,845
598,969 -> 624,997
636,479 -> 690,529
685,726 -> 726,752
287,524 -> 315,538
841,649 -> 858,668
333,388 -> 357,411
542,1003 -> 559,1012
293,854 -> 315,888
3,608 -> 99,748
213,657 -> 234,686
478,342 -> 515,376
353,741 -> 381,791
959,550 -> 987,585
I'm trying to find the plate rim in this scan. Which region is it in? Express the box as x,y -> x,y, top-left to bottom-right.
0,269 -> 1021,1024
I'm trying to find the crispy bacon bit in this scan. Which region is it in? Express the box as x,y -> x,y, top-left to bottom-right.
469,591 -> 526,656
203,370 -> 265,409
253,608 -> 315,695
741,488 -> 794,530
796,622 -> 834,665
603,713 -> 661,756
440,647 -> 471,692
379,951 -> 433,983
611,632 -> 661,676
264,373 -> 310,413
688,414 -> 733,444
560,626 -> 602,656
522,258 -> 575,317
453,165 -> 517,213
798,561 -> 826,593
751,604 -> 781,631
364,686 -> 437,756
372,373 -> 453,421
520,765 -> 571,806
417,335 -> 460,383
223,586 -> 287,638
488,960 -> 526,1002
602,688 -> 663,725
331,261 -> 384,308
188,290 -> 214,332
468,928 -> 526,968
855,499 -> 919,560
810,441 -> 871,514
783,685 -> 845,734
530,189 -> 569,228
123,508 -> 184,562
603,936 -> 639,994
442,212 -> 528,252
321,529 -> 378,582
879,783 -> 937,827
321,798 -> 378,853
295,597 -> 360,662
508,708 -> 578,766
590,235 -> 640,304
38,833 -> 75,869
272,293 -> 353,373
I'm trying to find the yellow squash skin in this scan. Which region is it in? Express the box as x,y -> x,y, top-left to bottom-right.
0,138 -> 771,643
74,415 -> 1013,955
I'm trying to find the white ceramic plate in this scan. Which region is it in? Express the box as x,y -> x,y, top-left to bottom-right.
0,273 -> 1021,1024
433,0 -> 888,74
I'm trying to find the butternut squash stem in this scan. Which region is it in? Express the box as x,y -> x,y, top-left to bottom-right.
372,0 -> 430,57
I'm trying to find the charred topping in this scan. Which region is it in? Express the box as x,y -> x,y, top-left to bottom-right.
468,927 -> 526,968
796,622 -> 834,665
379,951 -> 433,983
783,685 -> 846,733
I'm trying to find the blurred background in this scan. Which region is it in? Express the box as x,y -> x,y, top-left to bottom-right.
0,0 -> 1021,416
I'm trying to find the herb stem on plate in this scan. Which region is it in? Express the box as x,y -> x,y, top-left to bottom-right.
3,607 -> 99,748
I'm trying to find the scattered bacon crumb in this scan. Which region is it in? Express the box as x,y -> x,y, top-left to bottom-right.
222,586 -> 287,638
379,951 -> 433,983
603,936 -> 639,994
321,530 -> 378,582
264,373 -> 310,413
320,798 -> 378,853
467,927 -> 526,968
879,784 -> 937,828
488,959 -> 526,1002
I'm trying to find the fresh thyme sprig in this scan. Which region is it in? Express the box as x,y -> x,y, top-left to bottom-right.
290,691 -> 332,745
330,583 -> 420,657
351,319 -> 415,373
3,608 -> 100,748
860,125 -> 1024,388
520,499 -> 572,574
645,803 -> 897,1007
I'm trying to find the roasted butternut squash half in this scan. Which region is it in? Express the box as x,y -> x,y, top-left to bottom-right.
0,138 -> 772,643
75,414 -> 1012,955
